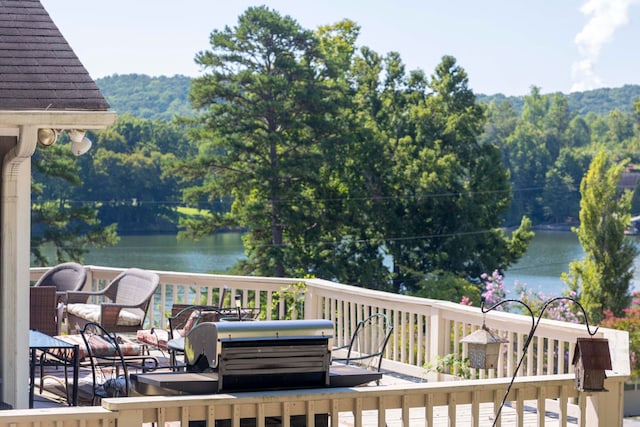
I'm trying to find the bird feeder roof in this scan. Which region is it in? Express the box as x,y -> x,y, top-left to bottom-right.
461,326 -> 508,345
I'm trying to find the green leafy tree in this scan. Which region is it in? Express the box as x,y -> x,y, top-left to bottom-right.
319,50 -> 533,295
584,113 -> 610,145
562,150 -> 638,321
542,149 -> 591,223
482,100 -> 519,155
606,109 -> 635,144
521,86 -> 549,127
503,87 -> 556,223
177,9 -> 533,295
96,74 -> 194,120
542,93 -> 572,160
298,38 -> 395,289
566,115 -> 592,148
382,56 -> 533,293
31,143 -> 119,266
75,115 -> 188,233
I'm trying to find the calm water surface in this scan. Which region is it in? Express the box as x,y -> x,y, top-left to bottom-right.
505,230 -> 640,296
78,230 -> 640,297
504,230 -> 583,296
82,233 -> 246,273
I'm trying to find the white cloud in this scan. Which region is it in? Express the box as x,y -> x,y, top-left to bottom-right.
571,0 -> 640,92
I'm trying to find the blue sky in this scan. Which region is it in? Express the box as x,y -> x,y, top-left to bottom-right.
40,0 -> 640,96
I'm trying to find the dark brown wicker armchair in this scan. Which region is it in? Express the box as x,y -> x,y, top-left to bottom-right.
65,268 -> 159,334
30,286 -> 59,336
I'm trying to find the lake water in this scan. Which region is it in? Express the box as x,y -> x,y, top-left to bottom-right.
76,230 -> 640,297
81,233 -> 246,274
503,230 -> 585,296
505,230 -> 640,296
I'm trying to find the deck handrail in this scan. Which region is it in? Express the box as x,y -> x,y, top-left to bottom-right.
29,266 -> 631,380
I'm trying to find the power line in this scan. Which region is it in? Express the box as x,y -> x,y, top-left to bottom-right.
41,184 -> 577,206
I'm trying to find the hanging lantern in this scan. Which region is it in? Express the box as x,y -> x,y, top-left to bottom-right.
572,337 -> 612,392
461,325 -> 509,370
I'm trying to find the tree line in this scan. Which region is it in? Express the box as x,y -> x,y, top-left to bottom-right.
31,6 -> 640,307
96,76 -> 640,122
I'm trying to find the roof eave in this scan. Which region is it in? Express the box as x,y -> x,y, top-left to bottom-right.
0,110 -> 117,130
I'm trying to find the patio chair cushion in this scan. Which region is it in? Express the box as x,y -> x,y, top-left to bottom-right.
66,303 -> 142,327
135,309 -> 220,350
178,309 -> 221,336
136,328 -> 171,350
53,334 -> 142,360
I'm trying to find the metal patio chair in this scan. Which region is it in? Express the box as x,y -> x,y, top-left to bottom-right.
332,313 -> 393,382
79,322 -> 131,404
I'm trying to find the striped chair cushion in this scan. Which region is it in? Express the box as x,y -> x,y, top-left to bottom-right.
66,303 -> 142,326
53,334 -> 141,360
136,310 -> 220,350
136,328 -> 170,351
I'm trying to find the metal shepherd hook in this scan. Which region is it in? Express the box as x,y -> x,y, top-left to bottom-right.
480,296 -> 599,426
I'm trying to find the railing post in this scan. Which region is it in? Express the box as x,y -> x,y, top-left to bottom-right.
584,378 -> 625,427
304,280 -> 317,320
110,407 -> 143,426
427,307 -> 447,381
85,266 -> 95,291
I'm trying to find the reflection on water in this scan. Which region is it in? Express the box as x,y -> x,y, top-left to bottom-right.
81,232 -> 246,274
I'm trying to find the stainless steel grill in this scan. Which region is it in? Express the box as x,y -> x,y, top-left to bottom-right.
183,319 -> 334,392
131,318 -> 382,398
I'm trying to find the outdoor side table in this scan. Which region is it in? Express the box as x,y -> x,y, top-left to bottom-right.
29,329 -> 79,408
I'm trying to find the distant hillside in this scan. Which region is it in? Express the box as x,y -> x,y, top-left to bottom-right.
96,74 -> 193,121
97,74 -> 640,120
476,84 -> 640,116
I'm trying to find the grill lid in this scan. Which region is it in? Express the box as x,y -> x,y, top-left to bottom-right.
214,319 -> 334,341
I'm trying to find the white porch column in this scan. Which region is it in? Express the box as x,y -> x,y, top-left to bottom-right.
1,126 -> 37,408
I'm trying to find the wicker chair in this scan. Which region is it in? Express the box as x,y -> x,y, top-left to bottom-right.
65,268 -> 159,334
34,262 -> 87,304
34,262 -> 87,290
30,286 -> 59,336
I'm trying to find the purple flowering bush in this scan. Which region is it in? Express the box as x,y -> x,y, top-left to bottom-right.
480,270 -> 506,309
514,282 -> 583,324
471,270 -> 581,323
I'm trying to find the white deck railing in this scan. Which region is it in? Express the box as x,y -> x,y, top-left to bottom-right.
8,265 -> 629,427
0,374 -> 628,426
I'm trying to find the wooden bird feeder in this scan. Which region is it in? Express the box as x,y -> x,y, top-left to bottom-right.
572,337 -> 612,392
461,325 -> 508,370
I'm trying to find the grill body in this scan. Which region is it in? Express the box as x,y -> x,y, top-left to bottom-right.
184,319 -> 334,392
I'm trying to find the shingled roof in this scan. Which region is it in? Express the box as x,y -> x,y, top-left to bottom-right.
0,0 -> 110,111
